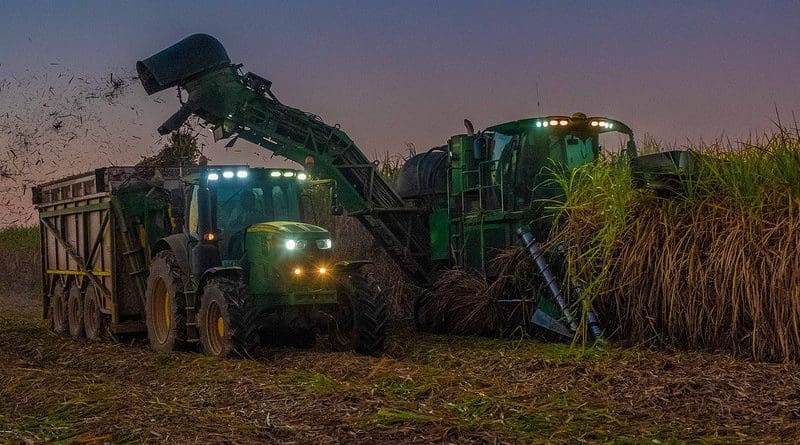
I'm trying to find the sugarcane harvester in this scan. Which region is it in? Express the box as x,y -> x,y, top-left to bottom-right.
139,34 -> 639,341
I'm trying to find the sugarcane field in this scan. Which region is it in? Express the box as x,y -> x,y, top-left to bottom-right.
1,2 -> 799,444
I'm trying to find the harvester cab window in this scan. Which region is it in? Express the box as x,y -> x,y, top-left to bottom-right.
564,135 -> 594,169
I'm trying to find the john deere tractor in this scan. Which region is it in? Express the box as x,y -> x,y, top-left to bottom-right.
146,164 -> 387,357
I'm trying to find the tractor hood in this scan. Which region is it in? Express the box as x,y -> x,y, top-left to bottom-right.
246,221 -> 329,237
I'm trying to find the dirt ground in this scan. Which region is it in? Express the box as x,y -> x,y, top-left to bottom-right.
1,292 -> 800,445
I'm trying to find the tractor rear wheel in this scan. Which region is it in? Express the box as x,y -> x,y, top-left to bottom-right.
145,250 -> 187,353
67,283 -> 84,338
330,270 -> 387,356
83,284 -> 106,341
199,277 -> 257,358
49,280 -> 68,334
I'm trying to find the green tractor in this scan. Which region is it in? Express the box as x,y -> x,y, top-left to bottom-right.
146,165 -> 387,357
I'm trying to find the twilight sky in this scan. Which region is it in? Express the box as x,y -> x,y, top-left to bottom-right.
0,0 -> 798,223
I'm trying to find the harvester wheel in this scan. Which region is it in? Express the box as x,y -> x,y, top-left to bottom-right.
199,277 -> 257,358
83,284 -> 107,341
67,283 -> 84,338
49,280 -> 68,334
145,250 -> 187,353
330,270 -> 387,356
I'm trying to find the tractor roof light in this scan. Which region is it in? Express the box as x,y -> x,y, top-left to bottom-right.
270,171 -> 281,177
236,170 -> 248,178
535,121 -> 542,128
591,121 -> 599,127
297,172 -> 307,181
207,172 -> 220,181
222,171 -> 234,179
283,171 -> 295,178
559,120 -> 568,126
549,120 -> 559,126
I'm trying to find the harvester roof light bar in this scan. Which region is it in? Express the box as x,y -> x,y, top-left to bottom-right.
297,173 -> 308,181
222,171 -> 234,179
559,120 -> 568,126
283,171 -> 295,177
270,171 -> 282,177
207,172 -> 220,181
236,170 -> 249,178
549,120 -> 559,126
535,121 -> 543,128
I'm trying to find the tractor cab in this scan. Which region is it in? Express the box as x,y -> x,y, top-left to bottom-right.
186,166 -> 309,262
180,166 -> 334,284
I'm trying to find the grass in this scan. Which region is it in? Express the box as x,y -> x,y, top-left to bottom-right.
552,129 -> 800,362
2,305 -> 800,443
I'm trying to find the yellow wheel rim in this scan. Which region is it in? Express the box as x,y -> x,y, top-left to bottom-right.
205,300 -> 224,355
152,279 -> 171,344
217,316 -> 225,339
164,289 -> 171,331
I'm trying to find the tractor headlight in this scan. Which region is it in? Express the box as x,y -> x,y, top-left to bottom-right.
316,239 -> 332,250
285,239 -> 297,250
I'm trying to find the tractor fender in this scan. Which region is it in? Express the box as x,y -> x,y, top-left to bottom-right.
334,260 -> 373,272
152,234 -> 191,277
197,266 -> 243,295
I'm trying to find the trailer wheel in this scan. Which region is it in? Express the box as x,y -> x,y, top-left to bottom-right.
199,277 -> 257,358
330,270 -> 387,356
145,250 -> 187,353
49,280 -> 68,334
67,283 -> 84,338
83,284 -> 106,341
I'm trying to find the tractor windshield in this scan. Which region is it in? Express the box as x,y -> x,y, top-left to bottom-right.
213,178 -> 301,233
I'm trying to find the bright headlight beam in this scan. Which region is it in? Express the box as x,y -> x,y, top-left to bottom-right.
285,239 -> 297,250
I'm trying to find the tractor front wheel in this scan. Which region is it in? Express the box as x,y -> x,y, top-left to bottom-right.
199,277 -> 257,358
330,270 -> 387,356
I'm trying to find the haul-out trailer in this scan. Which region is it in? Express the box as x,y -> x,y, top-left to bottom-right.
134,34 -> 674,340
